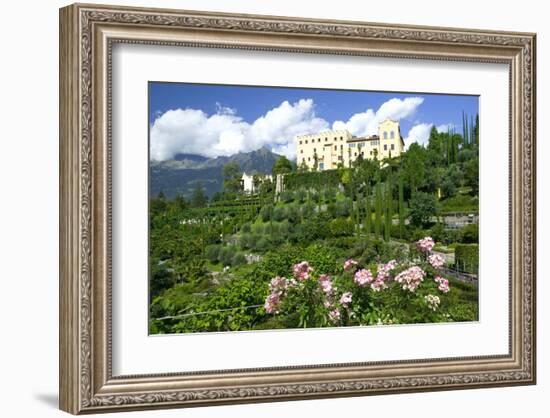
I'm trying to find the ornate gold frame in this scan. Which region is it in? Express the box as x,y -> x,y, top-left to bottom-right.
59,3 -> 536,414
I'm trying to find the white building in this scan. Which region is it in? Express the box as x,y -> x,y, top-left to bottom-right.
295,119 -> 405,171
241,172 -> 273,194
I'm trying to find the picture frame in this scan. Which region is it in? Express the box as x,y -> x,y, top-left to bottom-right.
59,2 -> 536,414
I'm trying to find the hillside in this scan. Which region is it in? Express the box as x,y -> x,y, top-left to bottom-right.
150,147 -> 282,198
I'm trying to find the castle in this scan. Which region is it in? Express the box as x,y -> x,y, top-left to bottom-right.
295,119 -> 405,171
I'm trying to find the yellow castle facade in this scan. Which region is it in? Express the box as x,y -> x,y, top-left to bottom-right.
295,119 -> 405,171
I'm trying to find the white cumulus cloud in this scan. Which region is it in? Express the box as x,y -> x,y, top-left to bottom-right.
405,123 -> 433,149
150,96 -> 430,160
331,97 -> 424,137
436,123 -> 455,133
150,99 -> 328,161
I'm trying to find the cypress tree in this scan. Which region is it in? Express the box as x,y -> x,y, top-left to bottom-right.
384,173 -> 393,242
398,172 -> 405,239
463,111 -> 467,146
375,175 -> 382,238
464,115 -> 469,147
474,114 -> 479,146
356,192 -> 361,238
365,187 -> 371,236
470,115 -> 475,147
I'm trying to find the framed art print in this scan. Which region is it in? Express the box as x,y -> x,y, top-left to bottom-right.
59,3 -> 536,414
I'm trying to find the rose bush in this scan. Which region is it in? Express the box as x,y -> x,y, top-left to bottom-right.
264,237 -> 454,327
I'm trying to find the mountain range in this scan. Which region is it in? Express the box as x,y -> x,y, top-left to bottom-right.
150,147 -> 282,198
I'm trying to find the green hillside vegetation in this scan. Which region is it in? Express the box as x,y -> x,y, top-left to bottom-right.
149,114 -> 480,334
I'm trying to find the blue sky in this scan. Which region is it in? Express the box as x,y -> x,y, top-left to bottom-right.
149,82 -> 478,161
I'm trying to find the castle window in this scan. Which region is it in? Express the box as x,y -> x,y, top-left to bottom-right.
308,157 -> 311,161
384,144 -> 388,150
383,131 -> 388,139
354,152 -> 357,157
299,140 -> 302,145
319,163 -> 324,170
300,150 -> 303,154
305,140 -> 308,144
313,148 -> 317,153
325,137 -> 328,141
302,158 -> 305,162
334,145 -> 337,151
340,145 -> 343,150
390,131 -> 395,139
391,144 -> 395,150
340,136 -> 343,140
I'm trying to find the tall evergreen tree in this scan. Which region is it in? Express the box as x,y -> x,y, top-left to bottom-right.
464,114 -> 471,145
384,173 -> 393,242
375,175 -> 382,238
364,187 -> 371,236
474,113 -> 479,146
398,172 -> 405,239
470,115 -> 475,148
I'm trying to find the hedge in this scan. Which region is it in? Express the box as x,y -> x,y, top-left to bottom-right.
454,244 -> 478,273
283,170 -> 340,190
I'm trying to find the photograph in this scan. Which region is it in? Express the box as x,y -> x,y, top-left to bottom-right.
55,3 -> 537,413
148,83 -> 480,334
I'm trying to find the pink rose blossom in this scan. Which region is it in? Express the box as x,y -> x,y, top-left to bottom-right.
328,308 -> 341,322
344,259 -> 358,271
428,253 -> 445,269
293,261 -> 313,281
434,276 -> 450,293
354,268 -> 373,287
416,236 -> 435,253
264,291 -> 282,313
376,259 -> 397,283
318,274 -> 333,294
370,278 -> 388,292
270,276 -> 288,291
340,292 -> 353,307
394,266 -> 426,292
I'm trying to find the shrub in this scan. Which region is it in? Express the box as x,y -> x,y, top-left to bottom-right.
239,233 -> 251,249
251,223 -> 265,235
440,194 -> 478,213
296,218 -> 328,242
324,187 -> 337,203
285,204 -> 300,224
219,246 -> 236,266
205,245 -> 221,263
335,199 -> 351,217
295,188 -> 306,203
455,244 -> 479,273
280,190 -> 294,203
409,191 -> 437,227
460,223 -> 479,243
232,252 -> 247,266
260,204 -> 273,222
329,218 -> 354,237
301,202 -> 316,218
273,206 -> 287,222
255,237 -> 270,252
241,222 -> 252,233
